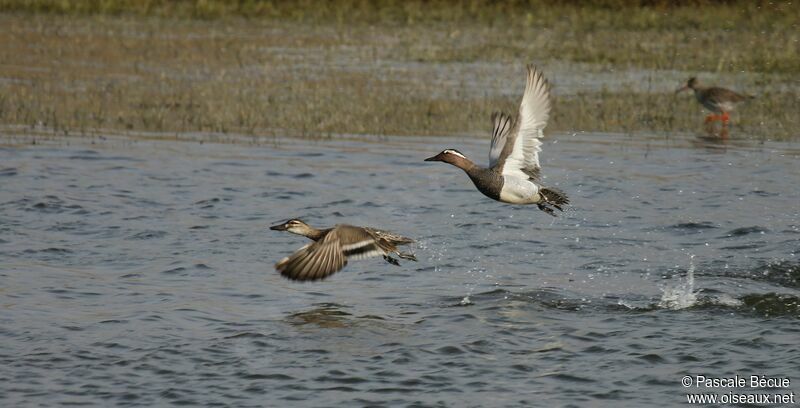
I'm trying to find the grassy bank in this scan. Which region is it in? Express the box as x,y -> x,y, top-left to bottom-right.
0,2 -> 798,140
3,1 -> 798,74
2,1 -> 797,30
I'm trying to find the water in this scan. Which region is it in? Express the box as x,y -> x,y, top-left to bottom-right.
1,132 -> 798,407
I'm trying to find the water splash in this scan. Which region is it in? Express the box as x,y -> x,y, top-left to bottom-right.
460,266 -> 488,306
658,255 -> 698,310
419,238 -> 447,273
616,299 -> 637,310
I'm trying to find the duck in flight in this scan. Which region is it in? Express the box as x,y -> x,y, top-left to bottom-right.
270,219 -> 416,281
424,64 -> 569,216
676,77 -> 754,125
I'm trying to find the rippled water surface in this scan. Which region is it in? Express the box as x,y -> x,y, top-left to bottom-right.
1,133 -> 799,407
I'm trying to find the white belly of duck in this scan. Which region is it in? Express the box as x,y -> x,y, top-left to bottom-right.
499,176 -> 541,204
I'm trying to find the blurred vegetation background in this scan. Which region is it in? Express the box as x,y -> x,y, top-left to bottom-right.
0,0 -> 797,140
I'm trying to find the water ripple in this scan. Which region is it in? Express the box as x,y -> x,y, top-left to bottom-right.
0,134 -> 797,406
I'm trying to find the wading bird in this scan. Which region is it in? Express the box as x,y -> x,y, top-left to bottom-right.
676,77 -> 754,125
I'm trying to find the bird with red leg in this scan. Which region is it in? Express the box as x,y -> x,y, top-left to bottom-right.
676,77 -> 754,127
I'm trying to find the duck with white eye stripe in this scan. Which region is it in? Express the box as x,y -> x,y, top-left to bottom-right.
425,64 -> 569,216
270,219 -> 416,281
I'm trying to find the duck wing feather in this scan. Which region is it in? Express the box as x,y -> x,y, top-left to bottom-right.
275,235 -> 348,281
336,225 -> 390,260
494,64 -> 551,180
488,111 -> 515,168
276,225 -> 409,281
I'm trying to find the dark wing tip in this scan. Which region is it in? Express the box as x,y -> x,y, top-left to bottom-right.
279,269 -> 328,282
526,63 -> 546,79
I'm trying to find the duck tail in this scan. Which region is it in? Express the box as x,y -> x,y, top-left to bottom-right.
396,251 -> 417,262
541,187 -> 569,208
392,236 -> 415,245
537,187 -> 569,216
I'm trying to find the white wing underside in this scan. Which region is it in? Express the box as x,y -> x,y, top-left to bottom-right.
496,65 -> 551,180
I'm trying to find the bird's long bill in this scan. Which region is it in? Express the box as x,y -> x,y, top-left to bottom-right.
675,85 -> 689,94
424,153 -> 443,162
269,223 -> 288,231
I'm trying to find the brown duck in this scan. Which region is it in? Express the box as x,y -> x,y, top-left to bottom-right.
676,77 -> 754,124
270,219 -> 416,281
424,64 -> 569,216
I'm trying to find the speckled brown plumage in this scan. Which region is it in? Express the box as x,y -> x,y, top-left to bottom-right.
270,219 -> 416,281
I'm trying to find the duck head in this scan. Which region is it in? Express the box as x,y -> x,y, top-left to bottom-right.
676,77 -> 698,94
270,218 -> 315,236
424,149 -> 473,170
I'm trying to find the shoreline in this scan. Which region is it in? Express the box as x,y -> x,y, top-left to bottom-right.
1,6 -> 797,140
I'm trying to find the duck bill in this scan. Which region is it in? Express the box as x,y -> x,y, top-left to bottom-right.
424,154 -> 443,162
269,223 -> 288,231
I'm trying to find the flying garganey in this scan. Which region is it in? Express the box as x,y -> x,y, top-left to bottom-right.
424,64 -> 569,216
270,219 -> 416,281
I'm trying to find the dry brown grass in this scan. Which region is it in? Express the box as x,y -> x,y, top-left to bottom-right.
0,5 -> 797,141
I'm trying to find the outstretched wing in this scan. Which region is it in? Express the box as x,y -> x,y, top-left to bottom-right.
276,225 -> 395,281
497,64 -> 551,180
275,234 -> 347,281
488,111 -> 515,168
